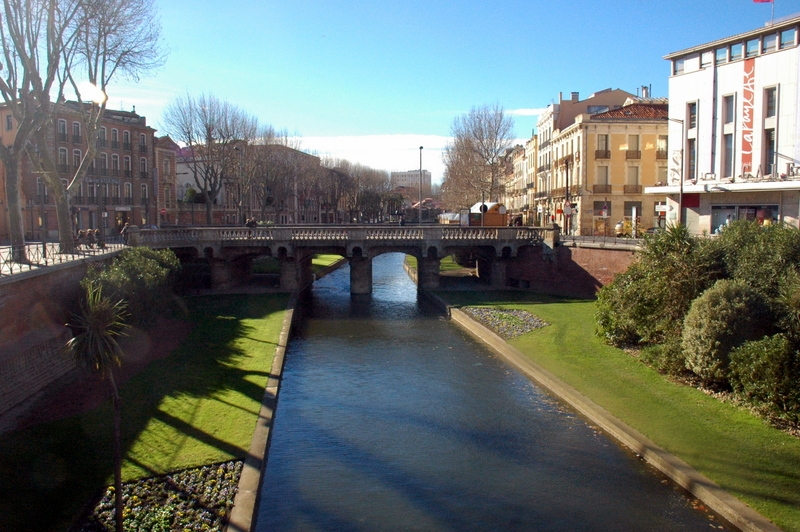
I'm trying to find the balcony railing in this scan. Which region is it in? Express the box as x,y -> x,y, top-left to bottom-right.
58,132 -> 68,142
72,135 -> 81,144
124,197 -> 133,205
140,171 -> 149,179
58,164 -> 70,174
595,150 -> 611,159
656,150 -> 668,160
96,139 -> 107,148
623,184 -> 643,194
625,150 -> 641,160
73,195 -> 84,204
140,196 -> 149,206
123,142 -> 132,151
139,144 -> 148,153
111,140 -> 120,149
593,184 -> 612,194
111,197 -> 121,205
124,170 -> 132,178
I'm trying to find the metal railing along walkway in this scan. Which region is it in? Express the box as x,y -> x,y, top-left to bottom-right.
0,238 -> 125,278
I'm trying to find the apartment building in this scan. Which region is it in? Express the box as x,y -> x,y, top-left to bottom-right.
390,169 -> 432,199
531,89 -> 668,235
582,99 -> 669,236
534,89 -> 636,233
0,102 -> 156,241
648,15 -> 800,233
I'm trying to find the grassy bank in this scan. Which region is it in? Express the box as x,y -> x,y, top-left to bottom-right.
0,293 -> 288,531
437,290 -> 800,532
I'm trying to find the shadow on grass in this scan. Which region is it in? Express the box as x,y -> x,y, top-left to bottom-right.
0,293 -> 288,532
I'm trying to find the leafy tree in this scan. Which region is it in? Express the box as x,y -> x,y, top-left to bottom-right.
65,283 -> 129,532
682,279 -> 773,386
82,247 -> 180,326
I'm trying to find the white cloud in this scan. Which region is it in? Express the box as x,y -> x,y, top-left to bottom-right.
508,107 -> 547,117
295,134 -> 452,185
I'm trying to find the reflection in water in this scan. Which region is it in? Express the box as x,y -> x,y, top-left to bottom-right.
256,253 -> 727,531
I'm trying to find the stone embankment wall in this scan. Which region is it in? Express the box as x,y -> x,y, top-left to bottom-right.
507,244 -> 637,299
0,261 -> 93,421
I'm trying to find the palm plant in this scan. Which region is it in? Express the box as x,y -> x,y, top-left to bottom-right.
65,283 -> 129,532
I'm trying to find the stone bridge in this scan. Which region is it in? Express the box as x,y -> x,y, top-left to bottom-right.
138,225 -> 560,294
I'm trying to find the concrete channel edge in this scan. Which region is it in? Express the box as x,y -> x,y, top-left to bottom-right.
225,290 -> 299,532
420,289 -> 782,532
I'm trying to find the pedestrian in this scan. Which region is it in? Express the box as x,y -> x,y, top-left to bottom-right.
95,228 -> 105,249
85,228 -> 96,249
121,222 -> 130,245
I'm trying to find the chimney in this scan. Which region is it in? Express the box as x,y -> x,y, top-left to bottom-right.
641,85 -> 650,98
571,92 -> 579,102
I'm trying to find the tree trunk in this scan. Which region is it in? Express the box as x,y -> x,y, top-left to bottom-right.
5,157 -> 27,262
108,371 -> 124,532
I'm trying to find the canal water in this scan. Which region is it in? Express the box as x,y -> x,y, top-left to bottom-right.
255,253 -> 727,531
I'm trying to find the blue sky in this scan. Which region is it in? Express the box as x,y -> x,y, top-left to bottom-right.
107,0 -> 800,183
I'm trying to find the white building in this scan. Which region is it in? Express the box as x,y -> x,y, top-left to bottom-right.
391,169 -> 431,197
648,14 -> 800,233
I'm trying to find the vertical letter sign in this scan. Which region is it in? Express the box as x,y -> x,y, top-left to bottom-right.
741,58 -> 755,174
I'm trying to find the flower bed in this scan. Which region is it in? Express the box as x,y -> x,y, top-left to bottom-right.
75,460 -> 242,531
462,307 -> 549,339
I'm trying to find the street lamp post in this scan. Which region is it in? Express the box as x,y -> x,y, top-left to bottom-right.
666,117 -> 685,226
419,146 -> 423,224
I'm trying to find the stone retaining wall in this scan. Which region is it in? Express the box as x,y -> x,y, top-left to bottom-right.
0,259 -> 102,422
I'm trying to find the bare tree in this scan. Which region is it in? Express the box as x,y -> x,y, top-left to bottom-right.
442,104 -> 514,210
1,0 -> 165,257
163,94 -> 256,225
0,0 -> 81,261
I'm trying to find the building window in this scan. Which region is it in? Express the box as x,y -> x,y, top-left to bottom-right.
701,51 -> 713,68
688,138 -> 697,180
762,33 -> 778,53
72,149 -> 81,169
765,87 -> 777,117
124,182 -> 132,198
139,157 -> 147,178
657,135 -> 668,159
673,58 -> 685,75
72,122 -> 81,143
5,114 -> 12,131
627,166 -> 640,185
764,128 -> 776,175
730,43 -> 743,61
746,38 -> 759,58
723,95 -> 735,124
780,28 -> 796,49
715,48 -> 727,65
688,102 -> 698,129
657,166 -> 668,184
597,166 -> 609,185
58,147 -> 68,167
723,134 -> 734,178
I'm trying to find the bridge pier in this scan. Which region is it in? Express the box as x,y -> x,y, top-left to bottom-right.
476,256 -> 508,287
417,256 -> 441,291
349,256 -> 372,294
210,259 -> 237,290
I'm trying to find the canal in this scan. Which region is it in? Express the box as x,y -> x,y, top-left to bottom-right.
255,253 -> 728,531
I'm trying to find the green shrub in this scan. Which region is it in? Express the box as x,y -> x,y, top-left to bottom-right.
82,247 -> 181,326
640,339 -> 687,377
712,220 -> 800,299
729,334 -> 800,420
595,224 -> 722,347
682,279 -> 773,386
